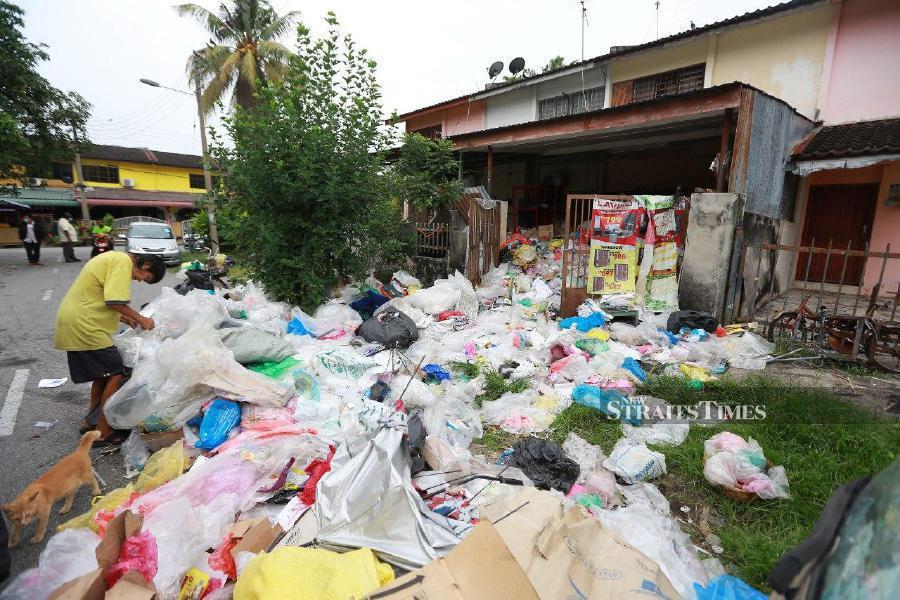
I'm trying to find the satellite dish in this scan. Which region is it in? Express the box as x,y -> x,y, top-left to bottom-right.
509,57 -> 526,75
488,61 -> 504,79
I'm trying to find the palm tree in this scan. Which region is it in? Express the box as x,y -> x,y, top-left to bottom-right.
175,0 -> 300,114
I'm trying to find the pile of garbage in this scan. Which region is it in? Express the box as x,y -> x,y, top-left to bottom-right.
4,231 -> 787,599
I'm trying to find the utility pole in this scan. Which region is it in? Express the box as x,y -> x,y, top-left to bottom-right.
194,81 -> 219,255
580,0 -> 587,61
71,119 -> 90,224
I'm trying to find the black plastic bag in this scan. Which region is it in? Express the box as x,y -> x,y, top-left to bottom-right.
358,307 -> 419,349
509,436 -> 579,492
666,310 -> 720,334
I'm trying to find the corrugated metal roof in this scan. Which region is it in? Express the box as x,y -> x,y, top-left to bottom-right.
793,118 -> 900,160
81,144 -> 204,169
0,187 -> 79,207
392,0 -> 825,122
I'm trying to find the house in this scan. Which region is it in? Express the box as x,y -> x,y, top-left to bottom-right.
394,0 -> 900,315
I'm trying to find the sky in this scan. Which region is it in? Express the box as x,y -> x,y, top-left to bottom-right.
19,0 -> 783,156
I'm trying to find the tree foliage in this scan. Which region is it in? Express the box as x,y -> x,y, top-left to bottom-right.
0,1 -> 90,187
176,0 -> 299,114
210,13 -> 408,310
391,133 -> 462,211
502,55 -> 568,83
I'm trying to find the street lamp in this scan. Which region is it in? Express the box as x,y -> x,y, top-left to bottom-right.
139,78 -> 219,254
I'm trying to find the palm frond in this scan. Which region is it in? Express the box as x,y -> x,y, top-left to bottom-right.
174,3 -> 236,40
259,10 -> 301,40
187,44 -> 233,87
200,49 -> 242,113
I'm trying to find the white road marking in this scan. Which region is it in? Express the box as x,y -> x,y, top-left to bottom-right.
0,369 -> 30,436
42,289 -> 53,301
53,267 -> 59,274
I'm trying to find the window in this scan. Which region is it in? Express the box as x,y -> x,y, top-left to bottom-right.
539,86 -> 605,120
51,162 -> 73,181
82,165 -> 119,183
189,173 -> 222,189
410,125 -> 442,139
632,64 -> 705,103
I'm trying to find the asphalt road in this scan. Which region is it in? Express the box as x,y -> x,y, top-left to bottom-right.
0,245 -> 178,588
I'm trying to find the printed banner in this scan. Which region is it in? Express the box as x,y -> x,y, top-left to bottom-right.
588,240 -> 637,294
591,197 -> 643,246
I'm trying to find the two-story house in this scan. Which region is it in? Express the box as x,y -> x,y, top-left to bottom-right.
395,0 -> 900,295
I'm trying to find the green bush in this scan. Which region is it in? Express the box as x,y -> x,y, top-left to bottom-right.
390,133 -> 462,211
210,13 -> 407,311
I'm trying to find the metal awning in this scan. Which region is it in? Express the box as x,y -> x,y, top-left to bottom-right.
84,198 -> 195,208
0,198 -> 30,209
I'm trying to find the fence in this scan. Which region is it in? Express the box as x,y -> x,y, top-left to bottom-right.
413,221 -> 449,258
465,196 -> 500,285
730,239 -> 900,371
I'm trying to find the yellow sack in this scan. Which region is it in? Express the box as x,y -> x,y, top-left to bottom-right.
135,440 -> 187,494
235,547 -> 394,600
586,328 -> 610,341
58,484 -> 134,532
679,364 -> 715,383
512,245 -> 537,267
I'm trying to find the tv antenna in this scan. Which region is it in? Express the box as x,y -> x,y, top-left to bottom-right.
487,60 -> 504,83
655,1 -> 661,40
580,0 -> 589,61
509,57 -> 526,76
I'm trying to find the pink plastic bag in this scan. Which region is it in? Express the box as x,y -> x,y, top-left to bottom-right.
105,530 -> 158,588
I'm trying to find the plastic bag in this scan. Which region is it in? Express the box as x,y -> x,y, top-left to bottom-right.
58,485 -> 136,533
122,429 -> 150,474
135,440 -> 187,493
694,574 -> 768,600
602,437 -> 667,484
0,528 -> 100,600
424,396 -> 483,448
562,432 -> 606,477
550,354 -> 592,382
512,244 -> 537,266
234,547 -> 394,600
622,422 -> 689,446
509,436 -> 579,492
703,432 -> 790,500
105,530 -> 158,588
248,356 -> 301,380
317,348 -> 379,381
406,285 -> 460,315
559,312 -> 606,332
481,390 -> 554,435
196,399 -> 242,450
571,384 -> 643,425
219,327 -> 295,365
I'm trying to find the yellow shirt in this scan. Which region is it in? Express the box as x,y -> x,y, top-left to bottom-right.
54,251 -> 133,351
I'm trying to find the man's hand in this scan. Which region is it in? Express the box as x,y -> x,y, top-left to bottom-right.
138,316 -> 155,331
120,315 -> 139,328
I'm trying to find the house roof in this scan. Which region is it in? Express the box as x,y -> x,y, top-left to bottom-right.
793,118 -> 900,160
81,144 -> 204,169
85,188 -> 201,204
392,0 -> 825,123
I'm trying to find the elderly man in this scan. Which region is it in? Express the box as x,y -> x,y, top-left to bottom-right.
58,212 -> 81,262
54,251 -> 166,445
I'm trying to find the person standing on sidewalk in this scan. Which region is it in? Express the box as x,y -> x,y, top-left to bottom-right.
58,212 -> 81,263
17,212 -> 43,265
54,251 -> 165,445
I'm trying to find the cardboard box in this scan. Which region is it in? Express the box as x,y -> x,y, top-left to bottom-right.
537,224 -> 554,240
366,522 -> 538,600
228,517 -> 284,560
139,430 -> 184,453
50,512 -> 159,600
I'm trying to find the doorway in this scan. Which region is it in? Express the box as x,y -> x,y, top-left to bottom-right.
797,184 -> 878,284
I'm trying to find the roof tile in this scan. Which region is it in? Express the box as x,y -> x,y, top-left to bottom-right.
793,118 -> 900,160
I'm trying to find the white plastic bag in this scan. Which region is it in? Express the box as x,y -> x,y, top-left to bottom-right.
481,390 -> 554,434
703,432 -> 790,499
0,528 -> 100,600
602,437 -> 667,484
622,422 -> 689,446
424,396 -> 483,449
406,285 -> 460,315
562,432 -> 606,477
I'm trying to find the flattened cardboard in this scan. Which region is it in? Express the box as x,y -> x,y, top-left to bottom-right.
365,522 -> 538,600
105,571 -> 157,600
139,430 -> 184,453
229,517 -> 284,560
50,570 -> 105,600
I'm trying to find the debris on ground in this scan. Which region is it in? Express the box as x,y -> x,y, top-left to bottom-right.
3,224 -> 791,599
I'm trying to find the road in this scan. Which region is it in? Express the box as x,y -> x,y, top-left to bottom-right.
0,246 -> 178,588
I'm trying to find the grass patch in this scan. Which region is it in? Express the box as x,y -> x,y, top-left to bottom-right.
475,370 -> 529,408
548,374 -> 899,590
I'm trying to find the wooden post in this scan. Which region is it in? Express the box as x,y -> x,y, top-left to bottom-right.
716,109 -> 732,193
486,145 -> 493,197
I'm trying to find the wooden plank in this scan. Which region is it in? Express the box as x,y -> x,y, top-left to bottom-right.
716,108 -> 732,193
611,81 -> 634,107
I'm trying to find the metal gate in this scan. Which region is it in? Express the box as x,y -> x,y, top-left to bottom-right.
465,197 -> 499,285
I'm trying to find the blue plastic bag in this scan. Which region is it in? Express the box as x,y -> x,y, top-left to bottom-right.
423,364 -> 451,383
559,312 -> 607,332
286,316 -> 312,336
195,399 -> 241,450
571,384 -> 643,425
621,357 -> 647,382
693,575 -> 767,600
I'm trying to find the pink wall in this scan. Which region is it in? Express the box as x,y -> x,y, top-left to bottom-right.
863,161 -> 900,295
404,100 -> 486,137
820,0 -> 900,123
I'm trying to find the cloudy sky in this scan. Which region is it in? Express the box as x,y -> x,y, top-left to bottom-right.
19,0 -> 780,155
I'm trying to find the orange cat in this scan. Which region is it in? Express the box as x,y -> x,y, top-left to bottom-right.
3,430 -> 102,547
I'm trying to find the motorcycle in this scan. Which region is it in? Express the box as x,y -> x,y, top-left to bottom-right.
174,251 -> 232,296
91,233 -> 112,257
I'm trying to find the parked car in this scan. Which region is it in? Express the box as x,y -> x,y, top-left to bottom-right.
126,222 -> 181,266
